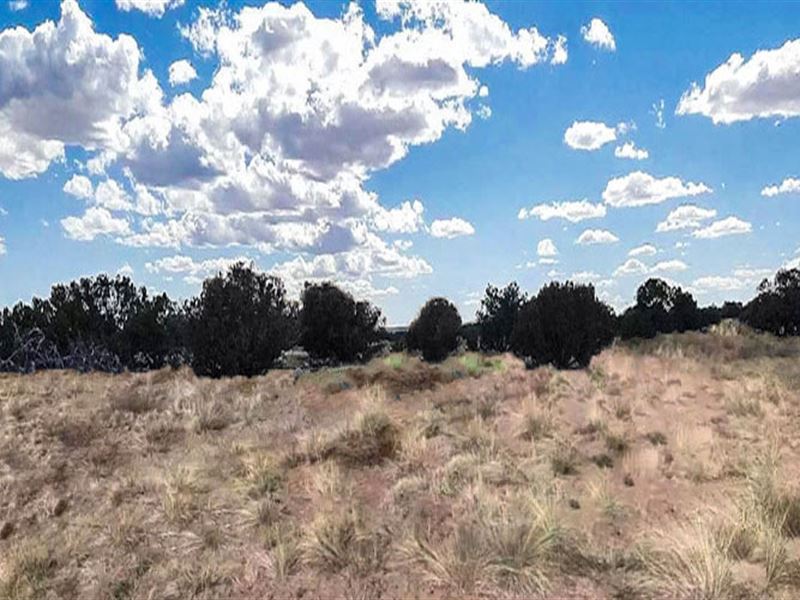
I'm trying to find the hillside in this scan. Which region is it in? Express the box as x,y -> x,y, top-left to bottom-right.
2,330 -> 800,599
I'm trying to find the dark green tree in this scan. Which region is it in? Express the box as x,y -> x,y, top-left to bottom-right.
407,297 -> 462,362
476,282 -> 527,352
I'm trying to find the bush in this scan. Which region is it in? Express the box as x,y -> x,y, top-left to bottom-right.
511,281 -> 615,369
619,278 -> 708,339
476,282 -> 527,352
187,262 -> 297,377
300,282 -> 384,363
742,268 -> 800,336
407,298 -> 462,362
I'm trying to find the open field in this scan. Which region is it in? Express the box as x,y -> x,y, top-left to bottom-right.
2,331 -> 800,599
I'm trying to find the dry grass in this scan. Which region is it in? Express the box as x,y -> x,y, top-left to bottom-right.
2,333 -> 800,598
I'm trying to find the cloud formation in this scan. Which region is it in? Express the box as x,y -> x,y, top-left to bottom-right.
692,216 -> 752,239
614,141 -> 648,160
576,228 -> 619,245
518,199 -> 606,222
168,59 -> 197,86
677,38 -> 800,124
602,171 -> 712,208
563,121 -> 617,150
580,18 -> 615,51
761,177 -> 800,197
430,217 -> 475,239
656,204 -> 717,232
115,0 -> 185,18
537,238 -> 558,257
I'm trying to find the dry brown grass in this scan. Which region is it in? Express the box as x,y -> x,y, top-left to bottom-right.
2,333 -> 800,598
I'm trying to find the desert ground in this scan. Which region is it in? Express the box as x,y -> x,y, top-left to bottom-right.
2,325 -> 800,599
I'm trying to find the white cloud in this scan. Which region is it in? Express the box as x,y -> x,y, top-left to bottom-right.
518,199 -> 606,222
3,0 -> 563,294
539,257 -> 558,265
430,217 -> 475,239
563,121 -> 617,151
95,179 -> 134,212
61,207 -> 131,241
580,18 -> 615,51
614,258 -> 648,277
570,271 -> 602,282
651,259 -> 688,273
168,59 -> 197,87
115,0 -> 184,18
0,236 -> 5,255
692,216 -> 752,239
628,243 -> 656,257
677,39 -> 800,124
9,0 -> 28,11
651,99 -> 666,129
146,254 -> 248,284
576,228 -> 619,245
656,204 -> 717,232
117,263 -> 134,277
614,141 -> 648,160
602,171 -> 712,208
372,200 -> 425,234
761,177 -> 800,197
476,104 -> 492,120
63,175 -> 94,199
551,34 -> 568,65
537,238 -> 558,257
692,276 -> 749,292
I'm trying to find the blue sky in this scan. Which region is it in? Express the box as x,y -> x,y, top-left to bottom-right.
1,0 -> 799,324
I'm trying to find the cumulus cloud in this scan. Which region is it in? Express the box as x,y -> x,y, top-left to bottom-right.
9,0 -> 28,11
692,216 -> 752,239
372,200 -> 425,234
551,34 -> 568,65
0,236 -> 5,255
61,207 -> 131,241
115,0 -> 184,18
4,1 -> 566,295
580,18 -> 615,51
537,238 -> 558,257
430,217 -> 475,239
613,258 -> 648,277
168,59 -> 197,86
628,243 -> 657,257
0,0 -> 162,179
518,199 -> 606,222
563,121 -> 617,150
602,171 -> 712,208
117,263 -> 134,277
692,276 -> 749,292
656,204 -> 717,232
677,39 -> 800,124
761,177 -> 800,197
63,175 -> 94,199
651,259 -> 688,273
576,228 -> 619,245
614,141 -> 648,160
146,254 -> 248,283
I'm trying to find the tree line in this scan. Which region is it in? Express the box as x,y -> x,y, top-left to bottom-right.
1,262 -> 798,376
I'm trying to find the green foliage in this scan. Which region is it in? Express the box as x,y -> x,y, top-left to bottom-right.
476,282 -> 527,352
407,297 -> 462,362
187,262 -> 297,377
511,281 -> 615,369
299,282 -> 384,363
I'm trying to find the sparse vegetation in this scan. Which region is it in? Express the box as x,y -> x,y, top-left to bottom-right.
2,329 -> 800,598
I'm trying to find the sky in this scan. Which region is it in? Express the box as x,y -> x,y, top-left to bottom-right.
0,0 -> 799,325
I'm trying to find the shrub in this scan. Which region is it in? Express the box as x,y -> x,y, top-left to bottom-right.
620,278 -> 710,340
187,262 -> 297,377
299,282 -> 384,363
511,281 -> 615,369
741,268 -> 800,336
476,282 -> 527,352
407,298 -> 462,362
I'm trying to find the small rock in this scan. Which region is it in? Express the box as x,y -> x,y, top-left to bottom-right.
51,497 -> 68,517
623,474 -> 635,487
0,521 -> 13,539
568,498 -> 581,510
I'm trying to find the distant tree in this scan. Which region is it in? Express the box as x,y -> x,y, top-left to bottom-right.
721,301 -> 743,320
187,262 -> 297,377
476,282 -> 527,352
511,281 -> 615,369
460,322 -> 481,352
742,268 -> 800,336
407,298 -> 462,362
300,282 -> 384,363
620,278 -> 703,339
